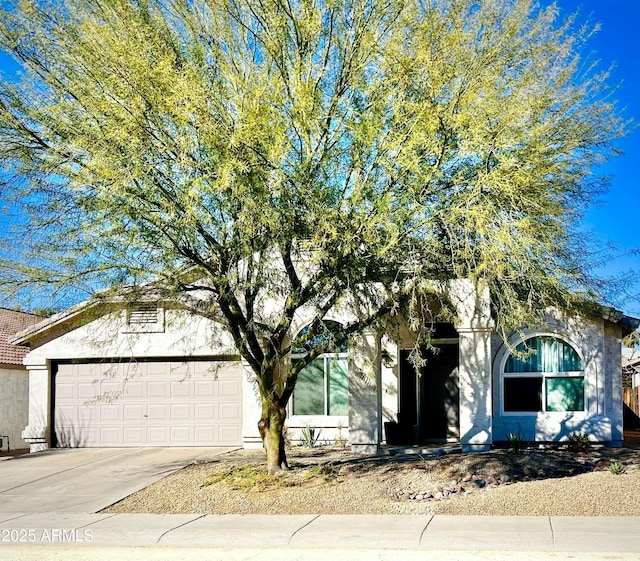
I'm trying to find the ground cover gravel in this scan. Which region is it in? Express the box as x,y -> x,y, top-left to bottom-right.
102,432 -> 640,516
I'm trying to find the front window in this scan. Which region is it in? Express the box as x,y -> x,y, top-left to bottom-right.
291,321 -> 348,416
503,336 -> 584,413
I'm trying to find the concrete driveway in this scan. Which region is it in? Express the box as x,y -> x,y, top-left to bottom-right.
0,447 -> 237,513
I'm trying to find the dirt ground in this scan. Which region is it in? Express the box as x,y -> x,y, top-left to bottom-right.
102,430 -> 640,516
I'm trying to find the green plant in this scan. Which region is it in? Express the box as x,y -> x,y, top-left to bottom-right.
506,430 -> 526,454
301,425 -> 321,448
609,462 -> 626,475
566,432 -> 591,453
202,466 -> 291,492
309,462 -> 339,480
334,421 -> 348,448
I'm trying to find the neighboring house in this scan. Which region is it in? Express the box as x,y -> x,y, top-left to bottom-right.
622,347 -> 640,418
10,280 -> 639,454
0,307 -> 43,451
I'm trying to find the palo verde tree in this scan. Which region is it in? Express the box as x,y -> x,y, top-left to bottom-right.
0,0 -> 626,471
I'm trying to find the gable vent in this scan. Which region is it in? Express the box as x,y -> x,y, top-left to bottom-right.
128,304 -> 159,325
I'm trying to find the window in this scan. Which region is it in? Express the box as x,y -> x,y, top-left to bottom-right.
502,336 -> 584,413
291,321 -> 349,416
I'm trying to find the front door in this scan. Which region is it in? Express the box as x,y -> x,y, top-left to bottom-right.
398,345 -> 460,443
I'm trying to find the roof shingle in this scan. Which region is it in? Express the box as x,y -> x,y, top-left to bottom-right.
0,308 -> 43,366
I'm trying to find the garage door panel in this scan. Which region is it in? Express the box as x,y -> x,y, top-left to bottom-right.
123,404 -> 144,421
219,379 -> 241,397
170,426 -> 193,445
78,382 -> 98,401
78,405 -> 99,421
194,403 -> 216,421
171,403 -> 192,421
147,403 -> 169,420
171,379 -> 192,398
55,360 -> 242,447
124,381 -> 145,398
56,382 -> 76,400
99,427 -> 123,446
147,381 -> 169,398
194,380 -> 216,397
219,402 -> 241,421
218,425 -> 242,445
100,404 -> 122,421
123,427 -> 145,446
147,426 -> 170,445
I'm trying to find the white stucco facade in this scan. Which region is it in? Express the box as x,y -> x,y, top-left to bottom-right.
491,312 -> 625,447
12,281 -> 637,454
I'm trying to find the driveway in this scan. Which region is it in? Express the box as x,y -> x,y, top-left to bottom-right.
0,447 -> 237,513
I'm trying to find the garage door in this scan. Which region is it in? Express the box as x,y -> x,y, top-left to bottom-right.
54,359 -> 243,447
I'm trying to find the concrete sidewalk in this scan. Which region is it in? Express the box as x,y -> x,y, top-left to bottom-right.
0,513 -> 638,553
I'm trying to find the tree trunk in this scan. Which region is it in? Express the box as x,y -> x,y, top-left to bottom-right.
258,399 -> 289,474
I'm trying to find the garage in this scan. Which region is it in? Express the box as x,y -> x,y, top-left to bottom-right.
54,359 -> 243,447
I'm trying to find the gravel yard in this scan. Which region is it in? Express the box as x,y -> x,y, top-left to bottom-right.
102,432 -> 640,516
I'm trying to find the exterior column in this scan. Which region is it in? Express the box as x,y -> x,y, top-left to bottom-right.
22,364 -> 50,453
448,279 -> 494,453
241,359 -> 263,449
349,331 -> 381,455
458,328 -> 493,452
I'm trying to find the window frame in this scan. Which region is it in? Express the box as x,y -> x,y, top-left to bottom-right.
290,321 -> 349,418
500,334 -> 585,416
291,351 -> 349,417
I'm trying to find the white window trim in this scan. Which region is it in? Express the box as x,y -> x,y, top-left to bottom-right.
499,333 -> 586,416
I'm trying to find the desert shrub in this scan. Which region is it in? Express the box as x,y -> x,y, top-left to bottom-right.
609,461 -> 626,475
566,432 -> 591,453
506,430 -> 526,454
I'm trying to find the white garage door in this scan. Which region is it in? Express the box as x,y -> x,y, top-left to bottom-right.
54,359 -> 243,447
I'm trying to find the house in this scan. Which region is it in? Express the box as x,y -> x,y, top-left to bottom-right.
0,307 -> 43,451
10,280 -> 639,454
622,347 -> 640,419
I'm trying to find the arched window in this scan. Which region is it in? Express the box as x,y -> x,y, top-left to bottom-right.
291,321 -> 348,416
502,336 -> 584,413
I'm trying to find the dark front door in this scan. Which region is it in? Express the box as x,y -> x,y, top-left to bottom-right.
398,345 -> 460,443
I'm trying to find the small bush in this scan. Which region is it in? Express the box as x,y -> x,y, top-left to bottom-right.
202,465 -> 290,491
609,462 -> 626,475
506,430 -> 526,454
334,421 -> 348,447
301,425 -> 321,448
309,462 -> 339,480
566,432 -> 591,453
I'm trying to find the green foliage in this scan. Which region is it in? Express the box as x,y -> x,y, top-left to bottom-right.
609,461 -> 626,475
566,432 -> 592,454
506,430 -> 526,454
308,463 -> 340,480
202,466 -> 291,492
301,425 -> 321,449
0,0 -> 628,468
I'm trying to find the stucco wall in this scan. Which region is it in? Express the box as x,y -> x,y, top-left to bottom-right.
491,311 -> 621,444
0,366 -> 29,450
24,307 -> 237,365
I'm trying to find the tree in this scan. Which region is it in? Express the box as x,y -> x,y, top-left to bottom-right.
0,0 -> 626,472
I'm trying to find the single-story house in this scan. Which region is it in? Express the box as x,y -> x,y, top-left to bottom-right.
10,280 -> 639,454
0,307 -> 44,451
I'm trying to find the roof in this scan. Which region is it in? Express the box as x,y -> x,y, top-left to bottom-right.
0,308 -> 43,366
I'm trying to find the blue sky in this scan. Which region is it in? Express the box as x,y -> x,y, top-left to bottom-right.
0,0 -> 639,316
555,0 -> 640,317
